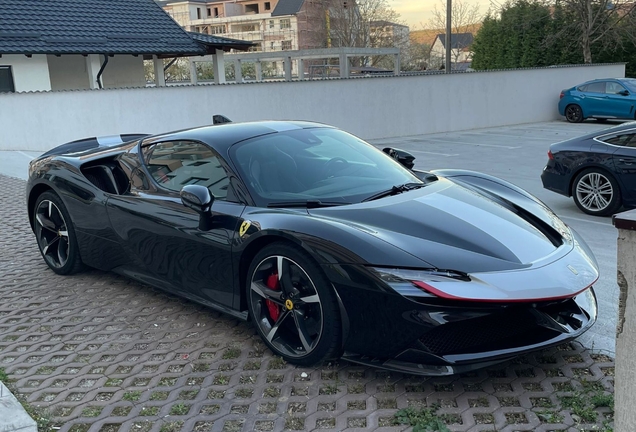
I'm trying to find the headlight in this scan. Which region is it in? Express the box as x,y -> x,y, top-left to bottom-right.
371,267 -> 470,298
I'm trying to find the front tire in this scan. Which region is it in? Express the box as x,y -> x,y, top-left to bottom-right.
33,191 -> 84,275
247,242 -> 342,366
572,169 -> 621,216
565,104 -> 584,123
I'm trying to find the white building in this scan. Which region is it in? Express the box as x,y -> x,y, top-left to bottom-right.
0,0 -> 252,92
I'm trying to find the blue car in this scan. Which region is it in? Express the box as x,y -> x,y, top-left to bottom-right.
559,78 -> 636,123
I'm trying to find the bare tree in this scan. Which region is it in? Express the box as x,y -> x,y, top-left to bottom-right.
554,0 -> 636,63
427,0 -> 482,68
327,0 -> 409,67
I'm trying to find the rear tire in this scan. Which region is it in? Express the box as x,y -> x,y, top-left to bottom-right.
246,242 -> 342,366
572,169 -> 621,216
565,104 -> 584,123
33,191 -> 84,275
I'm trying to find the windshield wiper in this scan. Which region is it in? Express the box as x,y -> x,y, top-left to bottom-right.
267,200 -> 351,209
362,182 -> 426,202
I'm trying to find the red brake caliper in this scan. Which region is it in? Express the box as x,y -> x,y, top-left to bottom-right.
265,273 -> 281,322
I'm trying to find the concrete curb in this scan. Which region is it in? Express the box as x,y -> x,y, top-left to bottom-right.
0,381 -> 37,432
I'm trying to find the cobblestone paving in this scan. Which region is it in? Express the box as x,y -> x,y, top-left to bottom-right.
0,174 -> 616,432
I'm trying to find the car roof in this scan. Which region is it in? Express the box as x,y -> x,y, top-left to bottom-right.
578,77 -> 630,85
139,120 -> 335,153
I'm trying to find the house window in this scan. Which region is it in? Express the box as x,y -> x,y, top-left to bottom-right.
0,66 -> 14,93
281,40 -> 292,50
207,8 -> 211,17
265,2 -> 271,10
214,7 -> 219,16
231,23 -> 257,32
280,19 -> 291,29
196,7 -> 201,19
210,25 -> 226,34
245,4 -> 259,14
269,20 -> 275,29
270,42 -> 275,50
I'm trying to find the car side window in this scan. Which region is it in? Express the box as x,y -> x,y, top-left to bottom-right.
577,85 -> 588,92
142,140 -> 230,199
586,82 -> 606,94
603,133 -> 636,147
606,82 -> 627,94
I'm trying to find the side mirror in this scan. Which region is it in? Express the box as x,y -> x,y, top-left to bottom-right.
383,147 -> 416,170
619,90 -> 630,96
181,185 -> 213,214
181,185 -> 215,231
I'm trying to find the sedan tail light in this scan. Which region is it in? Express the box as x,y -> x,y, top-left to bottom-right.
548,150 -> 554,160
559,91 -> 565,99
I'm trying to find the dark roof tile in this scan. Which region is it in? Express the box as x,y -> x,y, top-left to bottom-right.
271,0 -> 306,16
436,33 -> 474,49
0,0 -> 245,55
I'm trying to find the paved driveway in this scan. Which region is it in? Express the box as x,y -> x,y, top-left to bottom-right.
0,121 -> 618,431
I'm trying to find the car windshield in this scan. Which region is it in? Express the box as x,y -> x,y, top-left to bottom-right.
229,128 -> 423,206
622,79 -> 636,92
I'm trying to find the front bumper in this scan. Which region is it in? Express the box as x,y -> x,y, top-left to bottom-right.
343,287 -> 597,376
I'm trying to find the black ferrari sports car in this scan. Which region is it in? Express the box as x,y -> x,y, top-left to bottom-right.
27,119 -> 599,375
542,121 -> 636,216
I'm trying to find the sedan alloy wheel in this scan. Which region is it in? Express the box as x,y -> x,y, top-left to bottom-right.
573,170 -> 621,216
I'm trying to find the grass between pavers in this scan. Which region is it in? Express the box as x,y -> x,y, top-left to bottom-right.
558,379 -> 615,431
0,367 -> 60,431
392,405 -> 450,432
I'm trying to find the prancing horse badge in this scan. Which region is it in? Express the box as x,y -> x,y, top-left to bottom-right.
239,220 -> 251,237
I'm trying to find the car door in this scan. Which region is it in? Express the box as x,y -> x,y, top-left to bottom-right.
605,81 -> 635,119
582,81 -> 611,117
604,131 -> 636,201
106,140 -> 246,309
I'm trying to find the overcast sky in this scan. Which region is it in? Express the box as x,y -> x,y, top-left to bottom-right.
392,0 -> 489,29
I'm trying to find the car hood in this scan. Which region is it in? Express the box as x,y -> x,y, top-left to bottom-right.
308,178 -> 570,274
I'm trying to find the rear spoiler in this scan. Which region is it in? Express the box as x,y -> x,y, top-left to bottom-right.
40,133 -> 150,158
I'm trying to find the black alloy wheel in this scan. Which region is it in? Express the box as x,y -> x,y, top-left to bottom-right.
33,191 -> 84,275
247,243 -> 341,366
565,104 -> 584,123
572,169 -> 621,216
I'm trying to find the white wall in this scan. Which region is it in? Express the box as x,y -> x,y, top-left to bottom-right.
0,55 -> 51,92
47,55 -> 91,91
102,56 -> 146,89
0,63 -> 624,151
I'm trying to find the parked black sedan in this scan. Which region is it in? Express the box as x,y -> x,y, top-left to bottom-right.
541,121 -> 636,216
27,120 -> 598,375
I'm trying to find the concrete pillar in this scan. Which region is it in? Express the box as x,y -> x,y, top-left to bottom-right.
235,59 -> 243,83
85,54 -> 101,89
613,208 -> 636,432
284,56 -> 292,81
255,61 -> 263,81
297,59 -> 304,80
153,55 -> 166,87
394,53 -> 401,76
189,59 -> 198,84
213,49 -> 226,84
339,53 -> 349,78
